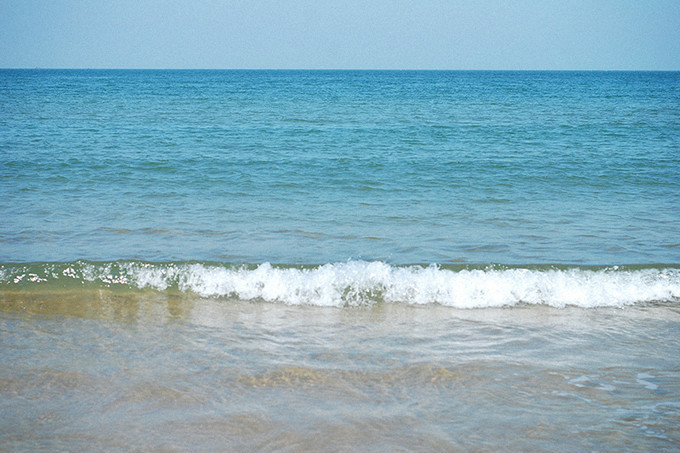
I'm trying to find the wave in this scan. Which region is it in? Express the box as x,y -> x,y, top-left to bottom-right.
1,261 -> 679,308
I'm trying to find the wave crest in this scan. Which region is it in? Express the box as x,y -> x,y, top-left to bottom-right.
2,261 -> 679,308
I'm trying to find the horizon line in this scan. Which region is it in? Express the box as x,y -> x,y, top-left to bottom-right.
2,67 -> 680,72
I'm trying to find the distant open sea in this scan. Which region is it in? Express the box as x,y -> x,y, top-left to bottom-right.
1,70 -> 680,451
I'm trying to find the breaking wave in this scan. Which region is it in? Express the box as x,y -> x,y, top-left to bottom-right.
1,261 -> 679,308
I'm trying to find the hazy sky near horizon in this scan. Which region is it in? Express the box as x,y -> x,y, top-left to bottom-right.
1,0 -> 679,70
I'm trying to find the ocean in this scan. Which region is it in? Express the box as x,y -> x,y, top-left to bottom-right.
1,69 -> 679,451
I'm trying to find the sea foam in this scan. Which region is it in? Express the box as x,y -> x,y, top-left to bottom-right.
2,261 -> 679,308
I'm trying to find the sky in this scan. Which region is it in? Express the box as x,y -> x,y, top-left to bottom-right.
1,0 -> 679,70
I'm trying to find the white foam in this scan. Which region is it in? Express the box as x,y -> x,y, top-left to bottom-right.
3,261 -> 680,308
137,261 -> 678,308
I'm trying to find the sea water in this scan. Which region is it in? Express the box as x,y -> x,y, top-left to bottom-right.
1,70 -> 680,451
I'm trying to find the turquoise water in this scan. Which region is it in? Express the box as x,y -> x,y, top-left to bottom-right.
2,70 -> 679,265
2,70 -> 680,451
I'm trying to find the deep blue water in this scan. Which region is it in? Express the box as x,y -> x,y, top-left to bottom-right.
1,70 -> 679,265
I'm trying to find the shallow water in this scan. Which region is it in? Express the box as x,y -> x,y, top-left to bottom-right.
1,292 -> 679,452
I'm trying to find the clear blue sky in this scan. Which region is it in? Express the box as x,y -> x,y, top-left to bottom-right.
1,0 -> 679,70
